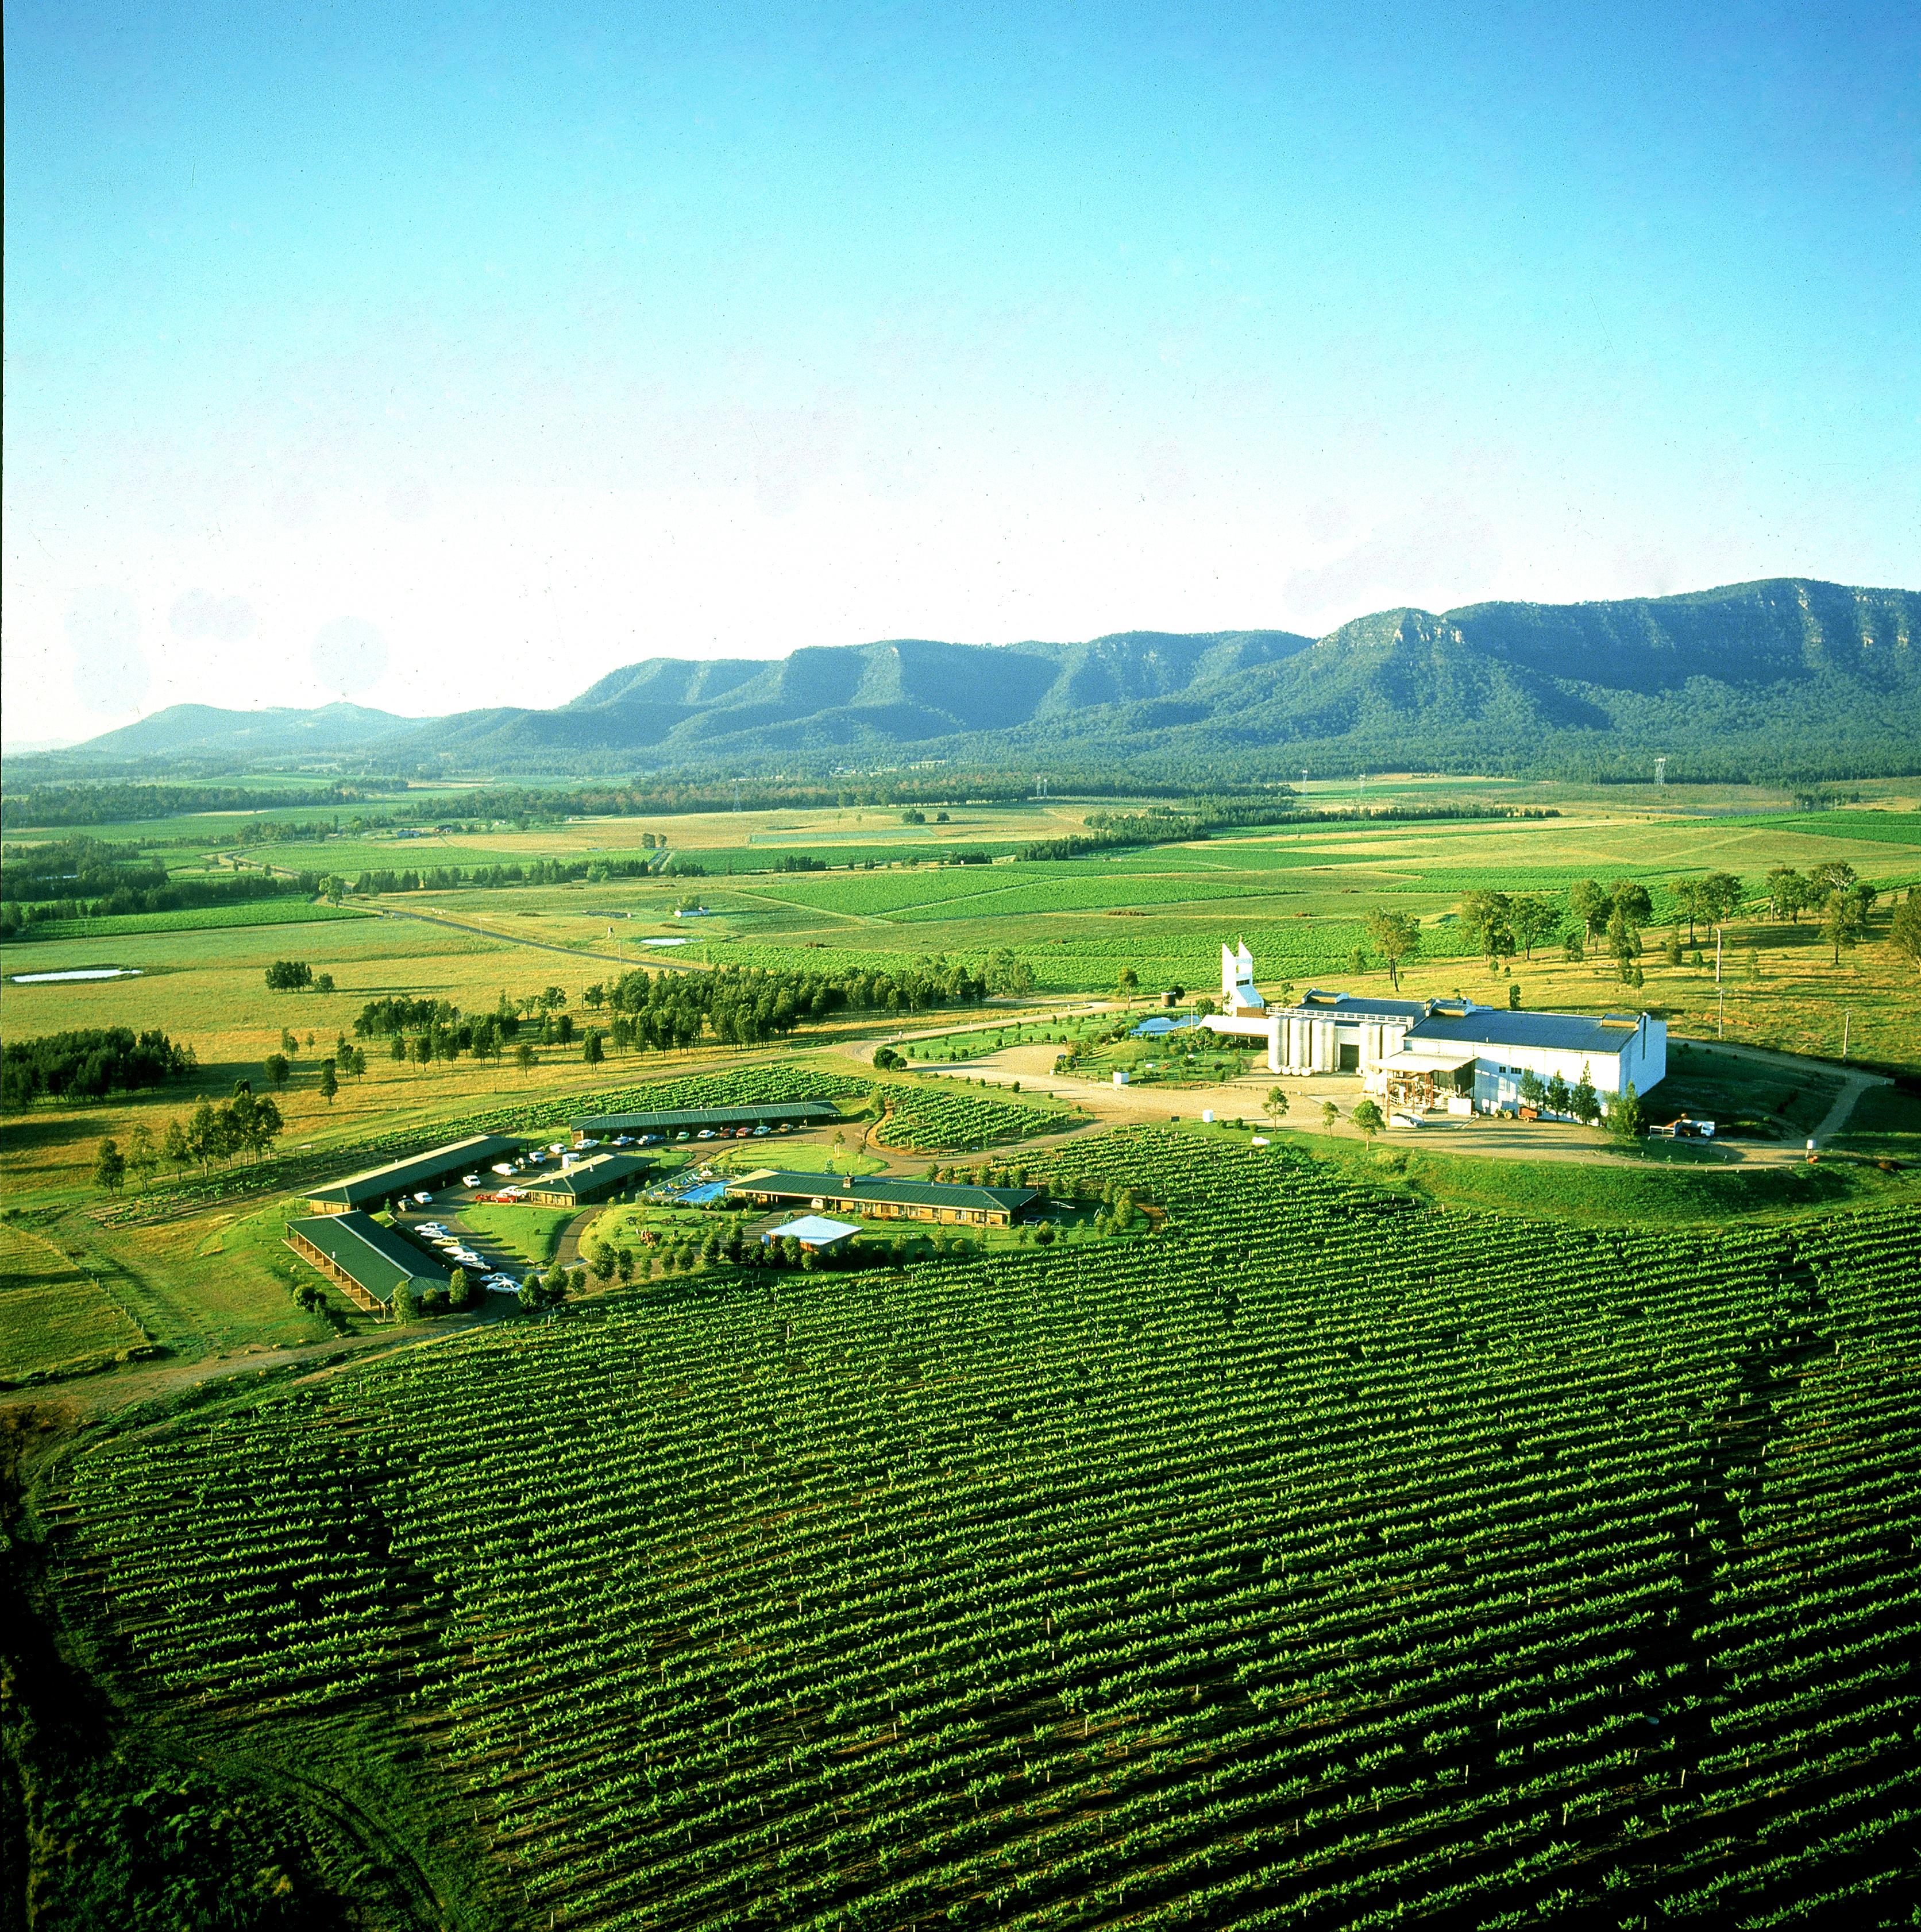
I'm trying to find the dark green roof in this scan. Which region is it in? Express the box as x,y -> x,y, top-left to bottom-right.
286,1212 -> 450,1304
574,1102 -> 840,1133
726,1170 -> 1035,1214
305,1135 -> 520,1210
524,1152 -> 651,1200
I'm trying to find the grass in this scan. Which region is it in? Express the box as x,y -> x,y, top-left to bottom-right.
705,1139 -> 886,1175
0,1220 -> 147,1380
457,1203 -> 578,1266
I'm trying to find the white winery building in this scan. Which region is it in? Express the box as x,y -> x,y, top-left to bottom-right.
1202,942 -> 1665,1114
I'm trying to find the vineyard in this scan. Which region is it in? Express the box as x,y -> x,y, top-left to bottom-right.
3,898 -> 373,942
47,1129 -> 1920,1927
872,1076 -> 1083,1153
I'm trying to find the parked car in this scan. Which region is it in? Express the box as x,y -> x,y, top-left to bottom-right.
612,1135 -> 634,1146
412,1191 -> 434,1204
461,1173 -> 481,1187
491,1164 -> 516,1178
752,1126 -> 770,1137
697,1129 -> 716,1140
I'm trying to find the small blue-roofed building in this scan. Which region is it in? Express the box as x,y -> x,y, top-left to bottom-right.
765,1215 -> 860,1250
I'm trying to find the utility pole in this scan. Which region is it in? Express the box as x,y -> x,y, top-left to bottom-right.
1718,988 -> 1725,1040
1714,927 -> 1723,985
1842,1009 -> 1851,1061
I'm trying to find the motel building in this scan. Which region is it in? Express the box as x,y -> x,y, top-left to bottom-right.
1201,941 -> 1665,1116
727,1170 -> 1036,1228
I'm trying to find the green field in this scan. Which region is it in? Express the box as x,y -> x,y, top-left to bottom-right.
34,1128 -> 1921,1927
5,897 -> 375,943
0,1221 -> 148,1381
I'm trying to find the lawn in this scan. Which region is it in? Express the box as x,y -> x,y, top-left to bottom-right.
0,1220 -> 148,1381
458,1203 -> 580,1266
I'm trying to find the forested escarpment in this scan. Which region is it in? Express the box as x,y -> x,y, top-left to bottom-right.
21,577 -> 1919,783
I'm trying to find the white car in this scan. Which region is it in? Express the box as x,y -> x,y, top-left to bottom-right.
549,1142 -> 568,1154
412,1191 -> 434,1205
461,1173 -> 482,1187
1388,1111 -> 1424,1130
491,1164 -> 515,1178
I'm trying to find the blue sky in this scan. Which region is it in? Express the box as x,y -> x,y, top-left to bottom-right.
4,2 -> 1916,741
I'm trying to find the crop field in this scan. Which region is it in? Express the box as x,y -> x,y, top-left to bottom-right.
5,898 -> 375,944
43,1127 -> 1921,1928
0,1220 -> 147,1381
873,1076 -> 1082,1152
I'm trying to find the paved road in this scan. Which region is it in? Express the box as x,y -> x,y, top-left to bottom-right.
372,903 -> 701,972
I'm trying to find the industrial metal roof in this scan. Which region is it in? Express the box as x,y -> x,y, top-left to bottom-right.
1407,1010 -> 1648,1056
1276,990 -> 1433,1021
726,1170 -> 1036,1212
285,1212 -> 450,1303
304,1136 -> 521,1209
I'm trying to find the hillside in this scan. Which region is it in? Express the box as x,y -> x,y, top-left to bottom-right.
41,579 -> 1920,780
71,700 -> 423,760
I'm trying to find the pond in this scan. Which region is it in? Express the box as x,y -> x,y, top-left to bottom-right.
7,966 -> 144,984
641,936 -> 689,946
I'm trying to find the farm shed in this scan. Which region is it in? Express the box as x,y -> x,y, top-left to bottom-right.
1392,1006 -> 1667,1112
765,1215 -> 860,1250
571,1100 -> 840,1141
520,1151 -> 651,1207
727,1170 -> 1036,1227
284,1212 -> 449,1315
302,1135 -> 519,1214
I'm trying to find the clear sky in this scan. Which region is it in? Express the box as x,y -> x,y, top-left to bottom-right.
4,2 -> 1916,745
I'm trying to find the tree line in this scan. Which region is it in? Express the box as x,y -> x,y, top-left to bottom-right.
2,1027 -> 196,1110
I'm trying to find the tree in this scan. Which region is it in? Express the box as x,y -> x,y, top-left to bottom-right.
544,1266 -> 570,1306
392,1283 -> 421,1324
1509,895 -> 1559,961
127,1122 -> 157,1189
280,1028 -> 299,1056
1571,1064 -> 1600,1126
1320,1100 -> 1338,1131
516,1042 -> 537,1073
1820,882 -> 1876,966
1264,1085 -> 1290,1127
584,983 -> 606,1009
1569,880 -> 1612,939
1609,1082 -> 1646,1142
1116,967 -> 1140,1003
1461,890 -> 1515,967
1518,1069 -> 1546,1110
985,948 -> 1035,996
94,1137 -> 126,1195
1670,878 -> 1707,945
321,874 -> 349,905
448,1268 -> 472,1310
588,1242 -> 616,1284
1544,1072 -> 1571,1116
518,1280 -> 542,1315
318,1060 -> 339,1106
265,1053 -> 291,1091
314,972 -> 334,994
1892,894 -> 1921,976
583,1029 -> 605,1066
163,1116 -> 190,1175
1351,1098 -> 1384,1142
1606,906 -> 1643,984
264,959 -> 313,991
1700,871 -> 1743,927
1562,930 -> 1585,965
1767,866 -> 1810,925
1363,910 -> 1422,990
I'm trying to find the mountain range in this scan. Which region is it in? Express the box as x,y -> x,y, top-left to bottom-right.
40,578 -> 1921,782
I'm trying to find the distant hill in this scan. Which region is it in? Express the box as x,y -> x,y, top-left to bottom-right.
72,701 -> 421,760
40,579 -> 1920,781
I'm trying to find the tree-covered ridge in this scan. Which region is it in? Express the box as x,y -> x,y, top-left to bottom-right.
24,578 -> 1918,783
